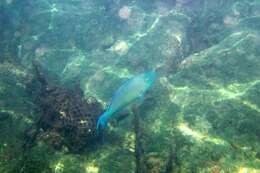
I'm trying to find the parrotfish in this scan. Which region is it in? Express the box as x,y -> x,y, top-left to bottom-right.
96,71 -> 156,133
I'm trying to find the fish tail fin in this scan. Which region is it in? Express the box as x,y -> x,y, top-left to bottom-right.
96,111 -> 109,135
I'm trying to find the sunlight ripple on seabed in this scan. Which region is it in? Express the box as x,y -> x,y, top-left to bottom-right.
160,76 -> 260,113
177,123 -> 227,145
85,164 -> 99,173
238,167 -> 260,173
108,7 -> 190,57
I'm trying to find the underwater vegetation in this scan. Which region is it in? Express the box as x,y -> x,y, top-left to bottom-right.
0,0 -> 260,173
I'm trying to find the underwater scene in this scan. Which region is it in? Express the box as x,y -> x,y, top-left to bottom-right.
1,0 -> 260,172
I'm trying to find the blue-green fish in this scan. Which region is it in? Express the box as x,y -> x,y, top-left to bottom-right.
96,71 -> 156,133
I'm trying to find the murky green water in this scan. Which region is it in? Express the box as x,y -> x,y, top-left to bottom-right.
1,0 -> 260,172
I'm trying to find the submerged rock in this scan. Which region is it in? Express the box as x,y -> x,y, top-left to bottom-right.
25,61 -> 103,152
0,112 -> 10,121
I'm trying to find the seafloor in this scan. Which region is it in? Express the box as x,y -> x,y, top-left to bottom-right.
0,0 -> 260,173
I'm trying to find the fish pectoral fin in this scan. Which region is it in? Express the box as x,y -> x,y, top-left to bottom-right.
137,94 -> 145,102
130,94 -> 145,108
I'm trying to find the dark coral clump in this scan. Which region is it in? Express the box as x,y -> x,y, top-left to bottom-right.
25,61 -> 103,152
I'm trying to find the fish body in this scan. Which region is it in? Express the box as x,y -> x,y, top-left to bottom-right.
97,71 -> 156,133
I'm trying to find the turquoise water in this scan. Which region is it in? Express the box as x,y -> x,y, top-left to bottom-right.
1,0 -> 260,172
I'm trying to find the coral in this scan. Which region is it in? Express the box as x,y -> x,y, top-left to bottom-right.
24,62 -> 103,152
